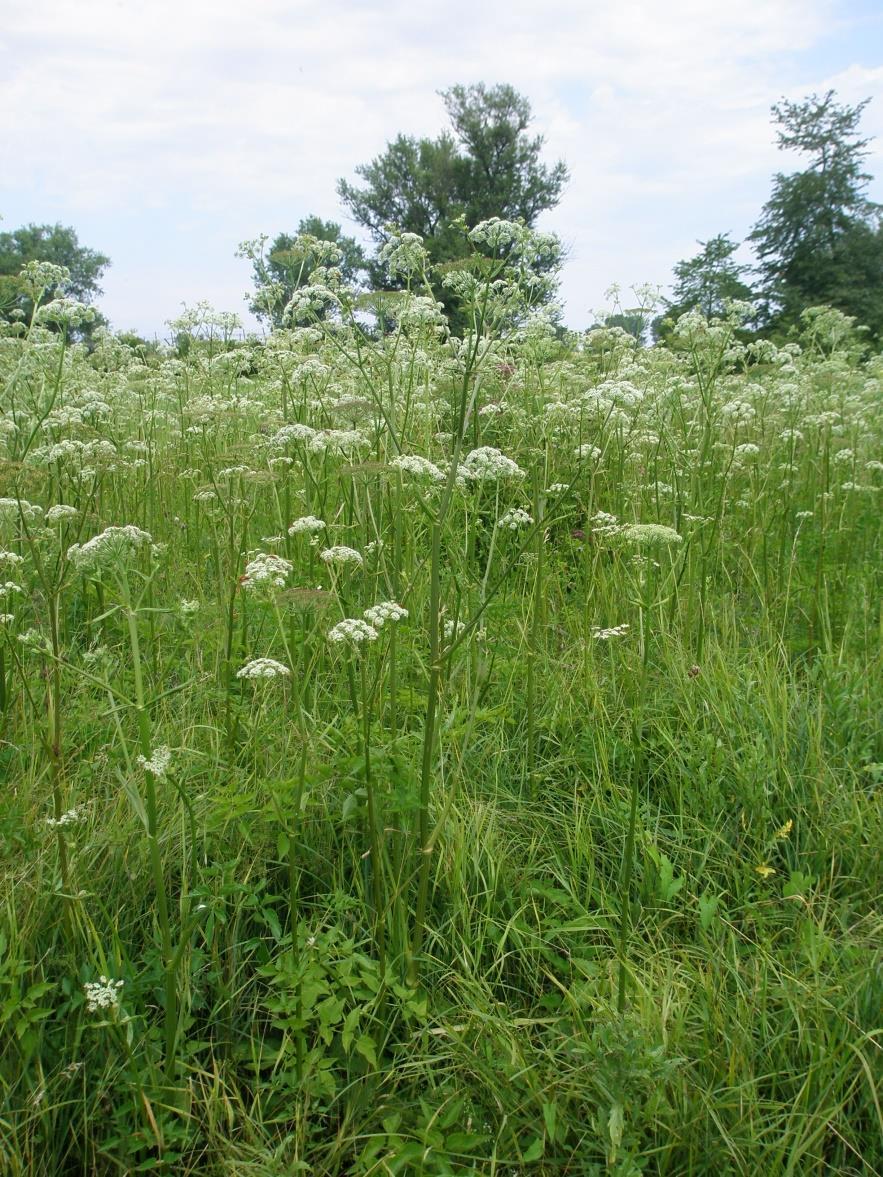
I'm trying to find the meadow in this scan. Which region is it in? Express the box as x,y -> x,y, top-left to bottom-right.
0,228 -> 881,1174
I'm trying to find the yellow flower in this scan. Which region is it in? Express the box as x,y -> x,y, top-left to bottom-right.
774,819 -> 793,840
755,864 -> 776,879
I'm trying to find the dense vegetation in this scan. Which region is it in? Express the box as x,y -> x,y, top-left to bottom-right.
0,230 -> 880,1174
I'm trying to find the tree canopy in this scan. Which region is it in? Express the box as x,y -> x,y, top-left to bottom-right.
749,91 -> 883,337
0,222 -> 110,325
337,83 -> 569,302
243,215 -> 367,327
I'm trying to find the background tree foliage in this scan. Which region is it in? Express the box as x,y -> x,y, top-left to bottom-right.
0,222 -> 110,325
246,215 -> 367,327
749,91 -> 883,338
657,233 -> 754,337
337,83 -> 569,318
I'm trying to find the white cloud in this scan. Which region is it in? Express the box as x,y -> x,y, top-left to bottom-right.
2,0 -> 880,332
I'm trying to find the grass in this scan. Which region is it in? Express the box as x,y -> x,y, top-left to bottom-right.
0,247 -> 881,1174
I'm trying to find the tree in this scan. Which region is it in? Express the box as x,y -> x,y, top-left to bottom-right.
749,91 -> 883,337
243,215 -> 367,327
653,233 -> 755,339
0,222 -> 110,324
337,83 -> 569,321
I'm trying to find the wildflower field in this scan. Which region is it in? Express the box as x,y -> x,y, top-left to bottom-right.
1,230 -> 881,1175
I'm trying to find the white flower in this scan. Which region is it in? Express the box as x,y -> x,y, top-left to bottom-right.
241,552 -> 292,591
236,658 -> 290,680
574,444 -> 602,462
443,618 -> 466,642
498,507 -> 533,531
592,624 -> 630,640
0,498 -> 43,524
390,454 -> 446,482
320,546 -> 363,568
0,551 -> 24,567
46,504 -> 80,524
720,400 -> 756,425
328,618 -> 379,645
288,515 -> 326,535
0,581 -> 23,598
618,523 -> 683,548
67,525 -> 153,574
363,601 -> 408,628
307,429 -> 368,456
461,447 -> 525,483
136,746 -> 172,779
83,976 -> 124,1013
46,805 -> 86,830
177,598 -> 201,616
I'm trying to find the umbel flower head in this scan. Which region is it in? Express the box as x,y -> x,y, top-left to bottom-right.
288,515 -> 326,536
83,976 -> 124,1014
618,523 -> 683,549
67,525 -> 154,574
236,658 -> 290,681
461,447 -> 526,483
320,545 -> 364,568
327,618 -> 379,647
240,552 -> 292,591
363,600 -> 408,628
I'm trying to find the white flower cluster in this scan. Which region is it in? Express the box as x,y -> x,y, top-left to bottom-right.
327,618 -> 379,646
618,523 -> 683,548
0,549 -> 24,567
390,454 -> 446,482
498,507 -> 533,530
0,498 -> 43,524
378,231 -> 429,279
67,525 -> 154,574
468,218 -> 525,251
136,745 -> 172,779
241,552 -> 292,591
46,504 -> 79,524
83,976 -> 124,1014
320,546 -> 363,568
443,618 -> 466,642
720,400 -> 756,425
288,515 -> 326,535
308,429 -> 368,456
574,444 -> 603,462
177,598 -> 201,616
46,805 -> 87,830
592,624 -> 630,640
363,600 -> 408,628
284,284 -> 340,324
236,658 -> 291,680
269,423 -> 317,449
461,447 -> 525,483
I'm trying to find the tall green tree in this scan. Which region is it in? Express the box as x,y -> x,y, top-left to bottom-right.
243,215 -> 367,327
337,83 -> 569,321
0,222 -> 110,323
653,233 -> 755,339
749,91 -> 883,338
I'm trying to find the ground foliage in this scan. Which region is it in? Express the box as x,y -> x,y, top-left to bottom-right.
0,230 -> 881,1175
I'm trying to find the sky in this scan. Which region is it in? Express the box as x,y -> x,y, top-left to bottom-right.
2,0 -> 883,338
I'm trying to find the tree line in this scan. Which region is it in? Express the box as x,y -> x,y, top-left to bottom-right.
2,84 -> 881,344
